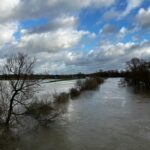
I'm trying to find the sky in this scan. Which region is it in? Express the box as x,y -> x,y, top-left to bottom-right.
0,0 -> 150,74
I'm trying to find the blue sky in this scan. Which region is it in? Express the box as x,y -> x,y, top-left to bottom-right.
0,0 -> 150,73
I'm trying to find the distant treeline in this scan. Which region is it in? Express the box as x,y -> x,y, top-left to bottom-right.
0,58 -> 149,90
122,58 -> 150,89
0,71 -> 128,80
0,69 -> 148,80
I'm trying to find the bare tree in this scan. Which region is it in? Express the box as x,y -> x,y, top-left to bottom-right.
125,58 -> 150,88
0,53 -> 41,128
126,58 -> 142,72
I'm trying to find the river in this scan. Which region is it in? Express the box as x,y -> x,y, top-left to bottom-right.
16,78 -> 150,150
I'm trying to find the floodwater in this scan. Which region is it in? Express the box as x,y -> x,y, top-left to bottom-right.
16,79 -> 150,149
39,79 -> 76,95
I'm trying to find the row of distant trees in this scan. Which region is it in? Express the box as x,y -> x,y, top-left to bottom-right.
91,58 -> 150,89
0,57 -> 149,82
123,58 -> 150,89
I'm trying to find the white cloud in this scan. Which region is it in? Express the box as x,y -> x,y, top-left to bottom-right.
12,40 -> 149,74
103,9 -> 120,19
28,16 -> 77,34
122,0 -> 144,16
0,0 -> 19,21
0,0 -> 115,22
0,0 -> 149,74
0,22 -> 18,46
34,51 -> 82,73
100,24 -> 116,35
136,7 -> 150,28
100,25 -> 128,41
17,28 -> 89,53
117,27 -> 127,38
59,41 -> 150,72
103,0 -> 144,19
89,0 -> 115,7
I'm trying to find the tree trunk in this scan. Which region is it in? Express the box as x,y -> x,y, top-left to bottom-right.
5,91 -> 18,127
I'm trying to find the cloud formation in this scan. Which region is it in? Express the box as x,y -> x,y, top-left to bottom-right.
0,0 -> 149,73
0,0 -> 115,22
122,0 -> 144,16
18,28 -> 90,53
33,40 -> 150,73
136,7 -> 150,29
0,22 -> 18,45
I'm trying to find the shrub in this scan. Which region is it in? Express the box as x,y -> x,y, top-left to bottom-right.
25,101 -> 54,120
95,77 -> 104,84
69,77 -> 104,99
80,78 -> 103,91
75,80 -> 83,90
70,88 -> 81,99
82,78 -> 98,90
53,92 -> 69,103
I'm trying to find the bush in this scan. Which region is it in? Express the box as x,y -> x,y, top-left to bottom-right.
25,101 -> 54,120
75,80 -> 83,90
70,88 -> 80,99
53,92 -> 69,103
80,78 -> 103,91
95,77 -> 104,84
69,77 -> 104,99
81,78 -> 98,90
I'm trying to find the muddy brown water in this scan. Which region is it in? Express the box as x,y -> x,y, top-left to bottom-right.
7,78 -> 150,150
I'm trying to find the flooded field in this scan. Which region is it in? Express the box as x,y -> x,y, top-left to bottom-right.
9,78 -> 150,150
